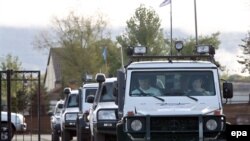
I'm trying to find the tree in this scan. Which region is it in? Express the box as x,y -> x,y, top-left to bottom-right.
0,54 -> 25,112
116,4 -> 220,67
33,12 -> 118,87
238,31 -> 250,74
0,54 -> 22,71
172,32 -> 221,55
116,4 -> 167,56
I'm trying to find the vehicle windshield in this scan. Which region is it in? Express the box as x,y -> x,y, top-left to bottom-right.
85,88 -> 97,102
67,94 -> 79,107
130,71 -> 215,97
100,82 -> 115,102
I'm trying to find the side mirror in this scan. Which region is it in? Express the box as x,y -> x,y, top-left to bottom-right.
95,73 -> 106,83
48,111 -> 53,117
223,82 -> 233,99
86,95 -> 95,103
63,87 -> 71,95
58,103 -> 64,109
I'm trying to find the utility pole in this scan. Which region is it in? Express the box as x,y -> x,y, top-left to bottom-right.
194,0 -> 198,45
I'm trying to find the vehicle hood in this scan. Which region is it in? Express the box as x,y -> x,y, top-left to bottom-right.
96,102 -> 118,110
64,107 -> 79,113
124,97 -> 221,116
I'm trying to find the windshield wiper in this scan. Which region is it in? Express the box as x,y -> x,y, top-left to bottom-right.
151,95 -> 165,102
186,95 -> 198,102
134,89 -> 165,102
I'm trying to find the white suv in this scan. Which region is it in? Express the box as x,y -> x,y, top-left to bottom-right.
1,111 -> 27,140
76,83 -> 98,141
48,99 -> 64,141
61,88 -> 80,141
115,46 -> 233,141
88,74 -> 118,141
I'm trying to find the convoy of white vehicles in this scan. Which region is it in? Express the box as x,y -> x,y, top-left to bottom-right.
46,44 -> 234,141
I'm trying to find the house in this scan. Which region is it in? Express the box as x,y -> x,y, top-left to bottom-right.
44,48 -> 80,107
44,48 -> 63,107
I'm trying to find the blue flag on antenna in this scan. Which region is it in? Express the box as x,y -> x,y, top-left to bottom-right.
159,0 -> 171,7
102,47 -> 107,63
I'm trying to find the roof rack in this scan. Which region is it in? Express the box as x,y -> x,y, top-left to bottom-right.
130,54 -> 215,63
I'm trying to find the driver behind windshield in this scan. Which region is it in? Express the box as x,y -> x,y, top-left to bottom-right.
131,75 -> 162,96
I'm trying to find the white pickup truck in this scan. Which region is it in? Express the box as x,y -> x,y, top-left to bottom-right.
1,111 -> 27,140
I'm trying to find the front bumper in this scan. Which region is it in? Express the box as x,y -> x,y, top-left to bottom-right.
16,123 -> 27,132
94,120 -> 117,134
119,115 -> 226,141
63,120 -> 77,130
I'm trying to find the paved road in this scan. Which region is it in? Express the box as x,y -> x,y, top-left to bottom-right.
12,134 -> 77,141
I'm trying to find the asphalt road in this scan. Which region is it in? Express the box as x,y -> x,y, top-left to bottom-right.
12,134 -> 77,141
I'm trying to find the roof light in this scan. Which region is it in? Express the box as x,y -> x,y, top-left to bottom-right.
196,45 -> 215,55
174,41 -> 184,52
133,46 -> 147,55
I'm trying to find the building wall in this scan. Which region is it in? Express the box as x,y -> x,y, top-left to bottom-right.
44,56 -> 56,91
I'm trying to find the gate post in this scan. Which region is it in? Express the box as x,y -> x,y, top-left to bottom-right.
7,69 -> 13,141
0,72 -> 2,138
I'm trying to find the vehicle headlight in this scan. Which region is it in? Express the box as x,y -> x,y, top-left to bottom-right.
97,110 -> 116,120
130,119 -> 143,131
65,113 -> 77,121
206,119 -> 218,131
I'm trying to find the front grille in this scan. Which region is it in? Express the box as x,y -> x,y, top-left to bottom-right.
151,133 -> 199,141
151,117 -> 199,132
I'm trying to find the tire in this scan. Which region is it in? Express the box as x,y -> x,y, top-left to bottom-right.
76,128 -> 82,141
91,135 -> 94,141
52,130 -> 60,141
61,129 -> 71,141
77,128 -> 90,141
0,122 -> 14,141
93,132 -> 105,141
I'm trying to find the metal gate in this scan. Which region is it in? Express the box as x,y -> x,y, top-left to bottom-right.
0,70 -> 41,141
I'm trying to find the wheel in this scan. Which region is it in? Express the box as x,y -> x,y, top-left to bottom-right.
91,134 -> 94,141
93,132 -> 105,141
83,133 -> 91,141
0,123 -> 14,141
76,128 -> 82,141
77,128 -> 90,141
52,130 -> 60,141
61,129 -> 71,141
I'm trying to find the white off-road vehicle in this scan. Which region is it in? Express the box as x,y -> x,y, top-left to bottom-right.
76,83 -> 98,141
61,88 -> 80,141
48,99 -> 64,141
88,74 -> 118,141
115,45 -> 233,141
1,111 -> 27,140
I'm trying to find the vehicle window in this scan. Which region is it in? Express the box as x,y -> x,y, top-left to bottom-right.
130,71 -> 215,96
100,82 -> 115,102
67,94 -> 79,107
85,89 -> 97,102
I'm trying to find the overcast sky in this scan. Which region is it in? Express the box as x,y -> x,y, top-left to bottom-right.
0,0 -> 249,32
0,0 -> 250,75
